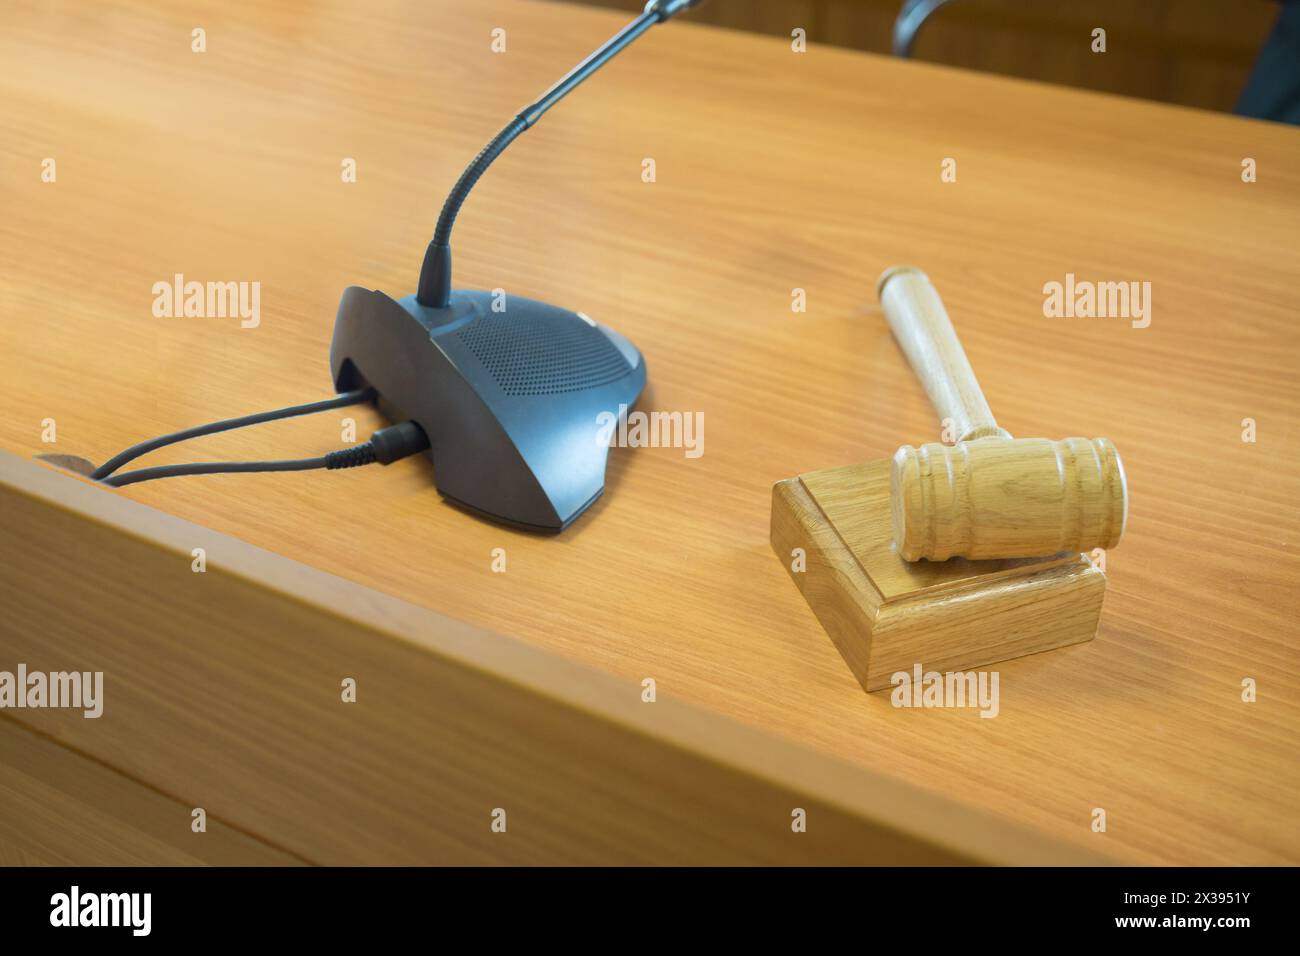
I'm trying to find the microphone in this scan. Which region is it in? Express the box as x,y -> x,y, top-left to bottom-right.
328,1 -> 706,532
416,0 -> 704,307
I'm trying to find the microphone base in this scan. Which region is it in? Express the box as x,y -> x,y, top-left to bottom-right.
329,286 -> 646,531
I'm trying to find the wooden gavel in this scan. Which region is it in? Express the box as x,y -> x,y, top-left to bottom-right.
877,266 -> 1128,561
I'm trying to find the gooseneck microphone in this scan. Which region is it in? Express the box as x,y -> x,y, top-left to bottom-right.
84,0 -> 706,529
417,0 -> 705,308
327,0 -> 708,531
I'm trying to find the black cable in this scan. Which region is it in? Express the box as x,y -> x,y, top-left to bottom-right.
101,421 -> 429,488
91,388 -> 376,480
103,456 -> 332,488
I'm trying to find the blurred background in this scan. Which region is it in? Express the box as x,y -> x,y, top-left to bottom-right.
563,0 -> 1299,122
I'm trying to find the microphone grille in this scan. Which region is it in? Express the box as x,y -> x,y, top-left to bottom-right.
456,311 -> 632,397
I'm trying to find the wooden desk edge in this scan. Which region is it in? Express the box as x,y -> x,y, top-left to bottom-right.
0,451 -> 1114,865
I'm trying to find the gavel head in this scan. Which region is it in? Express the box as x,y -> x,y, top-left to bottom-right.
890,437 -> 1128,561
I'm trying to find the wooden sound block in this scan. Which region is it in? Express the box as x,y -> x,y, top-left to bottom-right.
770,459 -> 1107,693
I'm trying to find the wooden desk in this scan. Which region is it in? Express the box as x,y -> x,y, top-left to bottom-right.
2,0 -> 1297,865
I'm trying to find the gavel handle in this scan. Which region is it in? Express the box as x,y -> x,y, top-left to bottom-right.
877,265 -> 1010,443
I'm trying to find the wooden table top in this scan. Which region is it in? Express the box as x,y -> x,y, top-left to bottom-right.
3,0 -> 1297,865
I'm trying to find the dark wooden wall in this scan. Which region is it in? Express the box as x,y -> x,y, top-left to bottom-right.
562,0 -> 1278,113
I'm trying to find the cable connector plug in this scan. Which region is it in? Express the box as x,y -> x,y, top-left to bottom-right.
326,421 -> 430,470
370,420 -> 430,464
324,445 -> 377,469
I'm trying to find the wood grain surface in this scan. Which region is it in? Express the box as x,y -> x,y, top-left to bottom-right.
2,0 -> 1298,864
0,717 -> 304,866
